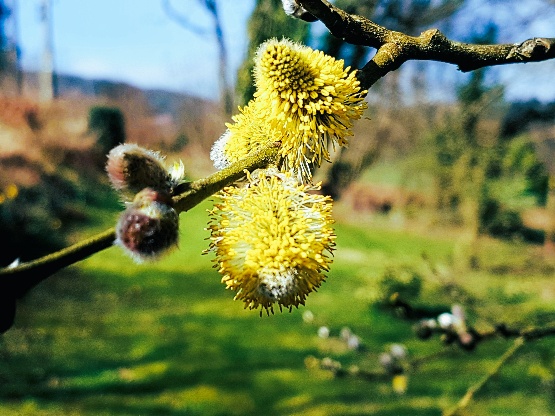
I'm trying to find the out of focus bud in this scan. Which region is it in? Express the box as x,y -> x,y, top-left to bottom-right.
458,330 -> 478,351
302,310 -> 314,323
438,312 -> 454,329
320,357 -> 342,373
390,344 -> 407,360
340,327 -> 352,341
346,334 -> 361,351
317,326 -> 330,339
281,0 -> 317,21
304,355 -> 320,370
379,344 -> 408,376
450,304 -> 469,334
415,323 -> 433,339
379,352 -> 393,371
338,327 -> 363,351
115,188 -> 179,262
414,318 -> 436,339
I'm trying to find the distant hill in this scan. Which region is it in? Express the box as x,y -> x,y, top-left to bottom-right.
17,70 -> 229,157
21,71 -> 218,120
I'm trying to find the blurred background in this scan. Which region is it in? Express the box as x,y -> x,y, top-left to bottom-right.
1,1 -> 555,415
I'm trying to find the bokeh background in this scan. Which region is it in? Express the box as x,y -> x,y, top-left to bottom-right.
1,1 -> 555,415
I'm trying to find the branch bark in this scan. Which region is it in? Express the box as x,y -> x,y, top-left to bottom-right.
0,143 -> 281,332
299,0 -> 555,89
443,337 -> 525,416
389,295 -> 555,348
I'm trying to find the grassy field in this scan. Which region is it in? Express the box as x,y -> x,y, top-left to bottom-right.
1,195 -> 554,415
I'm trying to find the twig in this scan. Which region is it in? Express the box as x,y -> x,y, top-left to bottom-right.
298,0 -> 555,89
443,337 -> 525,416
0,143 -> 281,294
495,323 -> 555,342
162,0 -> 210,36
389,296 -> 555,347
314,347 -> 454,382
0,228 -> 115,298
409,347 -> 455,371
172,141 -> 281,213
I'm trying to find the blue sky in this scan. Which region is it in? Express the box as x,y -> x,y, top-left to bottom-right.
17,0 -> 255,100
15,0 -> 555,103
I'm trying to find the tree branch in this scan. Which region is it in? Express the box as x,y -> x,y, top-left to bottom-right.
443,337 -> 525,416
162,0 -> 210,36
387,295 -> 555,347
308,348 -> 454,384
298,0 -> 555,89
172,141 -> 281,213
163,0 -> 233,114
494,323 -> 555,342
0,228 -> 116,298
313,328 -> 542,410
0,143 -> 281,301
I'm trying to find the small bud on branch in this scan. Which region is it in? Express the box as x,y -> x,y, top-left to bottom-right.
0,143 -> 281,332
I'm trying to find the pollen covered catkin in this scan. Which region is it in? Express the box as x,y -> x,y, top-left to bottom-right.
207,168 -> 335,314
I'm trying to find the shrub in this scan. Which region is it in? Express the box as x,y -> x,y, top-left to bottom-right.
376,266 -> 423,303
88,106 -> 126,154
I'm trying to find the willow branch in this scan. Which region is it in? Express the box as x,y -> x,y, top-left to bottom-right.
443,337 -> 525,416
492,323 -> 555,342
439,320 -> 555,345
298,0 -> 555,89
389,296 -> 555,346
0,143 -> 281,295
0,228 -> 116,298
314,333 -> 530,410
311,348 -> 453,382
173,141 -> 281,213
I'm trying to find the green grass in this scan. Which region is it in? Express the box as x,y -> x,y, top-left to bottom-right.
1,199 -> 554,415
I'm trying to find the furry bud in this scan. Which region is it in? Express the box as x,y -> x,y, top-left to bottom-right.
281,0 -> 317,21
414,320 -> 433,339
115,188 -> 179,262
106,144 -> 172,196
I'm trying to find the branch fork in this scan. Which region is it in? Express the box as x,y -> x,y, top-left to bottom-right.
298,0 -> 555,88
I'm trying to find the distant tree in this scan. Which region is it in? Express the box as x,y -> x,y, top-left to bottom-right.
163,0 -> 233,114
500,101 -> 554,227
429,22 -> 553,247
38,0 -> 56,101
0,0 -> 24,94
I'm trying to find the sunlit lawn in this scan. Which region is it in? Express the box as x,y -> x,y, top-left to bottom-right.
1,199 -> 554,415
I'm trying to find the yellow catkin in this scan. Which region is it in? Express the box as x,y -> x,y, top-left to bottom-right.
206,168 -> 336,314
211,39 -> 367,183
252,38 -> 367,182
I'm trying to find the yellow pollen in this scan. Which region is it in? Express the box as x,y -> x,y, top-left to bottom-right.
207,169 -> 336,313
252,38 -> 368,182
